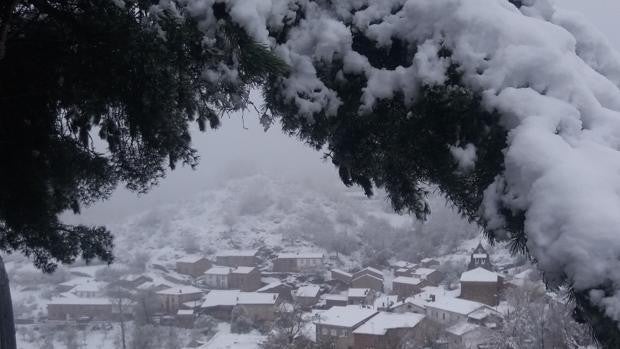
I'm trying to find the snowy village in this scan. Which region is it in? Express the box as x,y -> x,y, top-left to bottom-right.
5,175 -> 595,349
4,0 -> 620,348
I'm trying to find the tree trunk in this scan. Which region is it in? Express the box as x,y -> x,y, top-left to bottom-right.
118,299 -> 126,349
0,254 -> 16,349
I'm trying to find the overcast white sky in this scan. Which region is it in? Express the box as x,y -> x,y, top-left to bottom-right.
65,1 -> 620,226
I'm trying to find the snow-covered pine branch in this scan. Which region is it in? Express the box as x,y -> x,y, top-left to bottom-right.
169,0 -> 620,342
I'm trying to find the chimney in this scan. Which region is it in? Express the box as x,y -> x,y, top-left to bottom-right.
429,294 -> 435,302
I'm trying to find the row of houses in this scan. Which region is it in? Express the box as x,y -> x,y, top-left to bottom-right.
330,264 -> 447,301
314,296 -> 498,349
175,250 -> 326,278
175,250 -> 259,278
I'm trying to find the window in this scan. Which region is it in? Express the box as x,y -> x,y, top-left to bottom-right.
322,328 -> 328,335
340,329 -> 347,337
331,329 -> 337,336
442,313 -> 446,320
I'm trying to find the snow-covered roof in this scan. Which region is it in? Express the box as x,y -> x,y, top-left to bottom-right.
472,253 -> 488,259
352,273 -> 382,282
215,249 -> 258,257
314,305 -> 378,328
393,276 -> 423,285
467,308 -> 496,321
202,331 -> 264,349
58,277 -> 93,288
237,292 -> 279,305
256,281 -> 283,292
136,281 -> 170,291
48,296 -> 112,305
177,309 -> 194,315
277,252 -> 324,259
295,285 -> 321,298
420,258 -> 436,263
445,322 -> 482,336
176,255 -> 208,263
425,297 -> 486,316
348,288 -> 371,298
353,312 -> 426,335
391,260 -> 414,268
400,297 -> 430,310
362,267 -> 383,275
322,294 -> 348,301
232,266 -> 256,274
460,267 -> 500,283
374,295 -> 399,309
413,268 -> 437,278
205,266 -> 232,275
72,282 -> 103,293
156,285 -> 203,295
120,274 -> 151,282
201,290 -> 240,308
331,269 -> 353,277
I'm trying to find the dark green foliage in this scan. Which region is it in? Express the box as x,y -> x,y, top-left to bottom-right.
267,59 -> 506,223
0,0 -> 286,272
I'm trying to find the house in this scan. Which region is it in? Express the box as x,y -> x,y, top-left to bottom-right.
392,276 -> 424,299
322,294 -> 349,308
229,267 -> 262,291
272,252 -> 324,273
235,292 -> 281,322
257,281 -> 293,301
117,275 -> 153,290
200,290 -> 280,322
459,267 -> 503,306
176,309 -> 195,328
424,297 -> 489,327
47,296 -> 120,321
467,242 -> 492,270
412,268 -> 444,286
420,258 -> 440,268
137,282 -> 171,293
353,312 -> 436,349
315,305 -> 379,349
201,290 -> 240,320
352,267 -> 383,281
156,286 -> 204,314
395,268 -> 415,277
443,322 -> 494,349
348,288 -> 375,305
215,250 -> 259,267
390,260 -> 416,271
373,295 -> 399,311
352,273 -> 384,292
331,269 -> 353,285
466,307 -> 502,328
392,298 -> 428,315
294,285 -> 321,308
204,266 -> 232,289
176,256 -> 212,278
